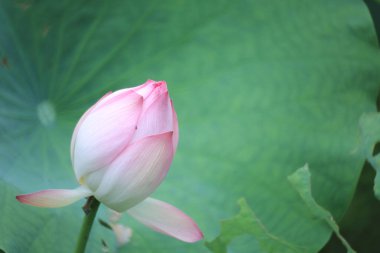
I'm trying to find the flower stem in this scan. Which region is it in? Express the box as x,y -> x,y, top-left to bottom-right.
75,196 -> 101,253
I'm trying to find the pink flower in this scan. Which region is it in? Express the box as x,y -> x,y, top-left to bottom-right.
16,80 -> 203,243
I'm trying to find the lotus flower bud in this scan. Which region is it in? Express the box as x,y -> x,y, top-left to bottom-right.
71,80 -> 178,211
16,80 -> 203,243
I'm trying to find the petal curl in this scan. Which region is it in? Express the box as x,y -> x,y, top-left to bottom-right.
131,91 -> 174,143
132,79 -> 157,99
16,186 -> 92,208
94,132 -> 174,212
127,197 -> 203,243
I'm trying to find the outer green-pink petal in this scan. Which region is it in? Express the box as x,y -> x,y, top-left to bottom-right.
16,186 -> 92,208
127,197 -> 203,243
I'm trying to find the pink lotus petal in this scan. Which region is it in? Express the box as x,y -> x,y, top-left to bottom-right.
92,79 -> 159,109
16,186 -> 92,208
70,91 -> 113,160
130,91 -> 173,144
94,132 -> 174,212
127,197 -> 203,243
73,90 -> 143,181
132,80 -> 157,99
140,81 -> 168,110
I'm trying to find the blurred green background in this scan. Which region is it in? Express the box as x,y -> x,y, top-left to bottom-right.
1,0 -> 380,252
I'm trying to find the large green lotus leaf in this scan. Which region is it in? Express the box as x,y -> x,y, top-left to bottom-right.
1,0 -> 379,252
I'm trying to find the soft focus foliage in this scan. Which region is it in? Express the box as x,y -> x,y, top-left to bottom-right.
206,166 -> 356,253
206,198 -> 308,253
1,0 -> 380,252
287,166 -> 355,253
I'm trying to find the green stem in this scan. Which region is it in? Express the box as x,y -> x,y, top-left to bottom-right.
74,197 -> 101,253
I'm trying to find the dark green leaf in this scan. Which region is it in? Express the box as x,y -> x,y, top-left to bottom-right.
288,165 -> 356,253
359,113 -> 380,199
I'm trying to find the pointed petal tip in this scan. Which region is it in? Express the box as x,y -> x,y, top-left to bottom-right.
176,228 -> 203,243
176,219 -> 204,243
16,194 -> 26,203
192,227 -> 204,243
16,191 -> 63,208
154,80 -> 167,86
